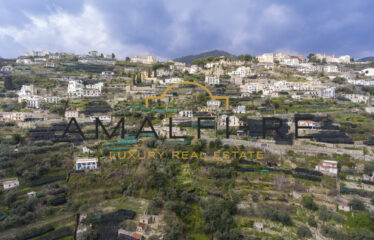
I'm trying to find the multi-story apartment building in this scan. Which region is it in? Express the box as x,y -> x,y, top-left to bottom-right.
179,110 -> 193,118
75,158 -> 98,171
344,94 -> 370,104
315,160 -> 338,176
67,80 -> 103,98
257,53 -> 274,63
205,76 -> 220,85
130,55 -> 157,64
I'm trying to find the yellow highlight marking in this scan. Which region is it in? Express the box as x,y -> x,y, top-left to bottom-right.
145,81 -> 229,108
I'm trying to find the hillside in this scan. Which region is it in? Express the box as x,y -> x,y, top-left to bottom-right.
174,50 -> 235,64
357,56 -> 374,62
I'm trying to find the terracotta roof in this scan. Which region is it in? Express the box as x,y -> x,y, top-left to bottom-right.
132,233 -> 143,239
339,202 -> 349,207
138,222 -> 146,229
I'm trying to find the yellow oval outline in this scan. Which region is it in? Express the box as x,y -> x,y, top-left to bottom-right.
145,81 -> 229,109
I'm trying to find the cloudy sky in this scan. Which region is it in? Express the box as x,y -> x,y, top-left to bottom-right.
0,0 -> 374,60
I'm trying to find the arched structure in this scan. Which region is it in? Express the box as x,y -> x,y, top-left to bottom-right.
145,81 -> 229,108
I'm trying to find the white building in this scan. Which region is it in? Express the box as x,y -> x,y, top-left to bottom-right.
205,76 -> 220,85
229,66 -> 252,78
88,51 -> 98,57
89,113 -> 112,123
24,95 -> 43,108
315,54 -> 351,63
283,57 -> 301,66
156,68 -> 173,77
219,115 -> 240,128
344,94 -> 370,104
257,53 -> 274,63
75,158 -> 98,171
44,96 -> 60,104
338,202 -> 351,212
337,55 -> 351,63
348,79 -> 374,86
34,58 -> 47,62
78,58 -> 115,65
2,178 -> 19,190
298,120 -> 320,128
67,80 -> 103,98
188,65 -> 200,74
0,112 -> 25,121
1,66 -> 13,72
179,110 -> 193,118
49,54 -> 60,60
18,85 -> 37,96
163,78 -> 183,85
365,107 -> 374,114
130,55 -> 157,64
234,106 -> 246,114
315,160 -> 338,176
65,109 -> 79,119
240,84 -> 258,94
25,50 -> 50,57
207,100 -> 221,108
323,65 -> 339,73
17,85 -> 44,108
101,71 -> 114,77
291,95 -> 301,100
16,58 -> 33,65
322,87 -> 336,99
82,146 -> 94,154
254,222 -> 264,232
27,191 -> 36,198
45,62 -> 56,68
363,172 -> 374,182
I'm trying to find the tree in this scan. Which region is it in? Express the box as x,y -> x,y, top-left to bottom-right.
302,195 -> 318,211
364,162 -> 374,175
147,198 -> 163,215
318,205 -> 330,221
307,53 -> 315,62
4,76 -> 15,90
111,53 -> 115,59
349,198 -> 366,211
238,54 -> 253,62
5,190 -> 17,206
332,77 -> 347,84
120,220 -> 137,231
351,230 -> 374,240
307,216 -> 317,227
297,226 -> 312,238
200,198 -> 237,234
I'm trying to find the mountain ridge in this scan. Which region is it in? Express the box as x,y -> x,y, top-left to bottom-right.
357,56 -> 374,62
174,50 -> 235,64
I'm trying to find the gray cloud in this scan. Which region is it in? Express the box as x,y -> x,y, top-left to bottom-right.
0,0 -> 373,59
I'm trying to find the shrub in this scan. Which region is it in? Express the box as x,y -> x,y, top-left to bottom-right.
263,207 -> 293,225
302,195 -> 318,211
297,225 -> 312,238
119,220 -> 136,231
307,216 -> 317,227
147,198 -> 163,215
349,198 -> 366,211
318,205 -> 330,221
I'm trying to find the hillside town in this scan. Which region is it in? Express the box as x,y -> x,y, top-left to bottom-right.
1,49 -> 374,240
